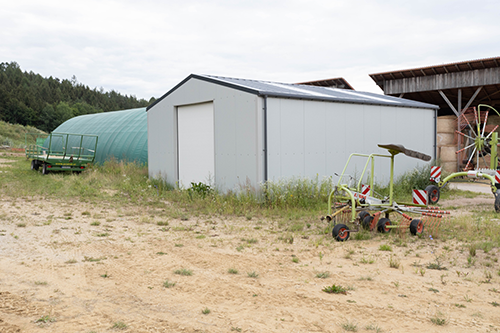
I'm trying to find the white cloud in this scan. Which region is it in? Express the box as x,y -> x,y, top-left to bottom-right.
1,0 -> 500,100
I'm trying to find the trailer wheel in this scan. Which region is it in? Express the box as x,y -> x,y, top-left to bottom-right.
425,185 -> 440,205
377,218 -> 392,233
409,219 -> 424,235
332,224 -> 350,242
358,211 -> 369,221
495,190 -> 500,212
42,163 -> 49,175
362,215 -> 374,230
31,160 -> 39,171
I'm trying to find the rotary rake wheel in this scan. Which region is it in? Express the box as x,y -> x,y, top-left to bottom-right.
456,105 -> 500,171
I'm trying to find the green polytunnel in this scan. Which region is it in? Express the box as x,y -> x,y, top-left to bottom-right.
52,107 -> 147,165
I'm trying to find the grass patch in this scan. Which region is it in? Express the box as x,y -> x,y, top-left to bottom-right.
322,284 -> 347,294
247,271 -> 259,278
228,268 -> 238,274
112,321 -> 128,330
35,315 -> 56,323
163,280 -> 176,288
388,255 -> 400,269
430,311 -> 447,326
174,268 -> 193,276
315,271 -> 330,279
340,320 -> 358,332
379,244 -> 392,252
83,256 -> 106,262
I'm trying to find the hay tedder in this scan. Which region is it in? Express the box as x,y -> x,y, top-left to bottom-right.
425,104 -> 500,212
322,144 -> 449,241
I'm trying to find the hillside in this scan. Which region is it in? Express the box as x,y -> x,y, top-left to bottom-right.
0,119 -> 45,148
0,62 -> 151,133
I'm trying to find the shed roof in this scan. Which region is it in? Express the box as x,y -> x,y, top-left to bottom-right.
147,74 -> 438,111
368,56 -> 500,115
296,77 -> 354,90
369,56 -> 500,83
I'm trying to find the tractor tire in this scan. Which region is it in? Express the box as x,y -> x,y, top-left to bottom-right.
377,218 -> 392,233
42,163 -> 49,175
409,219 -> 424,236
495,190 -> 500,213
362,215 -> 374,230
358,211 -> 369,221
31,160 -> 39,171
332,224 -> 350,242
425,185 -> 440,205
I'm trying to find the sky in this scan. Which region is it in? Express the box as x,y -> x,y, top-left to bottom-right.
1,0 -> 500,101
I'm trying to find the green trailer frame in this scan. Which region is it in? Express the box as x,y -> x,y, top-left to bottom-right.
26,132 -> 98,175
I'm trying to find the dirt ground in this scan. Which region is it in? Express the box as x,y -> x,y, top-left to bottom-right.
1,156 -> 500,332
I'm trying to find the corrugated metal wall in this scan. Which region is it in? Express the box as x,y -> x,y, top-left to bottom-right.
266,98 -> 435,184
148,79 -> 264,190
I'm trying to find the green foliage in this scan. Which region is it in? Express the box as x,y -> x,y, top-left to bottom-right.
163,280 -> 176,288
374,163 -> 444,202
322,284 -> 347,294
35,315 -> 56,323
247,271 -> 259,278
430,311 -> 447,326
112,321 -> 128,330
315,271 -> 330,279
0,61 -> 149,132
188,182 -> 213,198
174,268 -> 193,276
379,244 -> 392,251
262,176 -> 334,209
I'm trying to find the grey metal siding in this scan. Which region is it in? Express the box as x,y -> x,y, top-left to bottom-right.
148,101 -> 177,183
148,78 -> 262,191
267,98 -> 435,183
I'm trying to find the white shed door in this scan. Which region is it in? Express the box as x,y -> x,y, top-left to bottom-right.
177,102 -> 215,188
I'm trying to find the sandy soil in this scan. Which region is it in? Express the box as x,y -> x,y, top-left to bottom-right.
1,158 -> 499,332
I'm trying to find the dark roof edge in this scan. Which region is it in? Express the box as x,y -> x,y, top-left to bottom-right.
146,74 -> 261,111
147,74 -> 438,111
260,92 -> 439,110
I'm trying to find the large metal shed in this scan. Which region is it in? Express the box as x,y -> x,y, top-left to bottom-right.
147,74 -> 438,191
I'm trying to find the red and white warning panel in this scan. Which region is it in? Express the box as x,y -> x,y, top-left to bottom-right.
496,170 -> 500,184
361,184 -> 370,196
430,166 -> 441,183
412,189 -> 428,205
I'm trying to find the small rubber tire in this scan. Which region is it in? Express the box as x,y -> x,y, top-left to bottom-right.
362,215 -> 374,230
42,163 -> 49,175
358,211 -> 369,221
409,219 -> 424,235
377,218 -> 392,233
495,190 -> 500,213
31,160 -> 39,171
332,224 -> 350,242
425,185 -> 440,205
